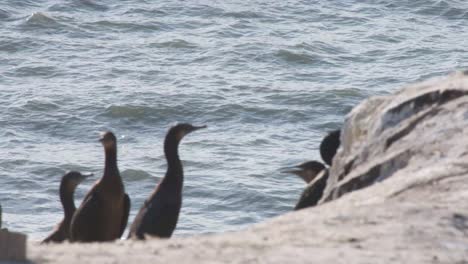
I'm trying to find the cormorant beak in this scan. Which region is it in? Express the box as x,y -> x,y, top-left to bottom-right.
190,125 -> 207,132
280,165 -> 303,175
281,165 -> 318,183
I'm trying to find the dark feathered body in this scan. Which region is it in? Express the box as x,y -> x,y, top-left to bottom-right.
42,219 -> 68,243
283,160 -> 328,210
42,171 -> 87,244
129,176 -> 182,239
320,129 -> 341,166
70,132 -> 130,242
129,123 -> 205,239
294,170 -> 329,210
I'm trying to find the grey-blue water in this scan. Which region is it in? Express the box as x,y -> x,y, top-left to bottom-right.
0,0 -> 467,240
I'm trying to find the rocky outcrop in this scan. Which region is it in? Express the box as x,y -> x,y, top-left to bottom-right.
28,72 -> 468,263
0,230 -> 27,261
323,70 -> 468,202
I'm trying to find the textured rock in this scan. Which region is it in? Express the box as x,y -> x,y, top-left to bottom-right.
0,230 -> 27,261
28,72 -> 468,263
323,70 -> 468,202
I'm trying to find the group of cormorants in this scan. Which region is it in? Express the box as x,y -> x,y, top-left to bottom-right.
42,123 -> 340,244
43,123 -> 205,243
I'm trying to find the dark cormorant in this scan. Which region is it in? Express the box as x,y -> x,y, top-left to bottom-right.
42,171 -> 91,243
128,123 -> 206,239
283,160 -> 328,210
282,160 -> 325,184
294,169 -> 329,210
319,129 -> 341,166
70,132 -> 130,242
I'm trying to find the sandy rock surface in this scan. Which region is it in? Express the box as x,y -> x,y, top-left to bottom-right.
26,72 -> 468,263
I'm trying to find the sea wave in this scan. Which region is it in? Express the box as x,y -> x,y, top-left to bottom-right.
0,8 -> 11,20
275,49 -> 333,66
24,12 -> 61,28
84,20 -> 163,33
121,169 -> 154,181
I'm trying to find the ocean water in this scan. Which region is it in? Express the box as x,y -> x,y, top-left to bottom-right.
0,0 -> 467,240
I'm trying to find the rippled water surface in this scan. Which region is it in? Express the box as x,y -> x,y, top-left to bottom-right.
1,0 -> 467,240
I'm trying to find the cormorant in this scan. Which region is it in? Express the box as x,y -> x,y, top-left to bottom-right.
128,123 -> 206,239
319,129 -> 340,166
70,132 -> 130,242
282,160 -> 325,184
283,160 -> 328,210
294,169 -> 329,210
42,171 -> 91,243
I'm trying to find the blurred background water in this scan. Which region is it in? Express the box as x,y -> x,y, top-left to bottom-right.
0,0 -> 467,240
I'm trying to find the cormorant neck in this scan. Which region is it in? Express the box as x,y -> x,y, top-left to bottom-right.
164,134 -> 183,183
60,183 -> 75,220
103,145 -> 118,181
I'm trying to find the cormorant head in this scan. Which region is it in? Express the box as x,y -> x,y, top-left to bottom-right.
282,160 -> 326,183
61,171 -> 92,191
99,131 -> 117,149
168,123 -> 207,142
320,129 -> 341,166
